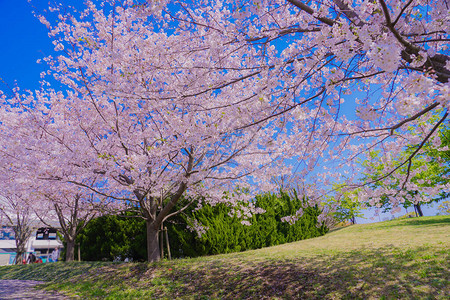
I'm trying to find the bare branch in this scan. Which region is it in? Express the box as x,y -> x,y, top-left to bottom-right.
286,0 -> 335,26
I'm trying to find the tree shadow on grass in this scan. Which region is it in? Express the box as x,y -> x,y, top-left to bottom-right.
161,246 -> 449,299
30,243 -> 448,299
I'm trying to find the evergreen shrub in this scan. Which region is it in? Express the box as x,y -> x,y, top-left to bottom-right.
167,191 -> 328,257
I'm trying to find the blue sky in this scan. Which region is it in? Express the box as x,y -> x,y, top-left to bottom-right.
0,0 -> 54,92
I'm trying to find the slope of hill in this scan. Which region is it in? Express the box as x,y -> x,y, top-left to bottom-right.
0,215 -> 448,299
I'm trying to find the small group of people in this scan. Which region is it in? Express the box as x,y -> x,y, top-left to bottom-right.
24,247 -> 59,264
26,252 -> 42,264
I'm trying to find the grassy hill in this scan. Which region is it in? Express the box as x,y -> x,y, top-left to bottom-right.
0,215 -> 448,299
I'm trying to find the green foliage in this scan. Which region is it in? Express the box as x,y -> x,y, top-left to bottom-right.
76,213 -> 147,262
360,122 -> 450,213
327,184 -> 365,224
167,191 -> 328,258
437,200 -> 450,215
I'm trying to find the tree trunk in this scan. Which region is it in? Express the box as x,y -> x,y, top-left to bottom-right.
414,204 -> 424,217
15,235 -> 29,264
15,252 -> 25,265
65,239 -> 76,262
146,220 -> 161,262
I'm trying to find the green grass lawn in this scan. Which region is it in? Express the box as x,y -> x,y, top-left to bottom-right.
0,215 -> 448,299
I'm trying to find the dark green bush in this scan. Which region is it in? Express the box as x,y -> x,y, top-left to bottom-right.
76,214 -> 146,261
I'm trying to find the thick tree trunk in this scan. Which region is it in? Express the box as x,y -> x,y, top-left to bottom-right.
136,181 -> 188,262
414,204 -> 424,217
146,220 -> 161,262
65,239 -> 76,262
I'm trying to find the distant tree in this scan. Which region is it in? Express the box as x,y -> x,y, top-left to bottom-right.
437,200 -> 450,215
327,185 -> 364,225
37,189 -> 107,262
0,194 -> 35,264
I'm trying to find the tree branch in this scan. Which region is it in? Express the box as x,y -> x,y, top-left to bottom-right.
286,0 -> 335,26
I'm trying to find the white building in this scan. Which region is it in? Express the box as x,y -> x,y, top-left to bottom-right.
0,226 -> 63,265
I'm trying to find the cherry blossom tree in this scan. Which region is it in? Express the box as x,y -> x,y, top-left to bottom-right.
159,0 -> 449,204
35,187 -> 112,262
268,0 -> 449,199
0,0 -> 448,261
0,93 -> 123,261
0,195 -> 34,264
0,183 -> 39,265
20,1 -> 305,261
0,109 -> 47,264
